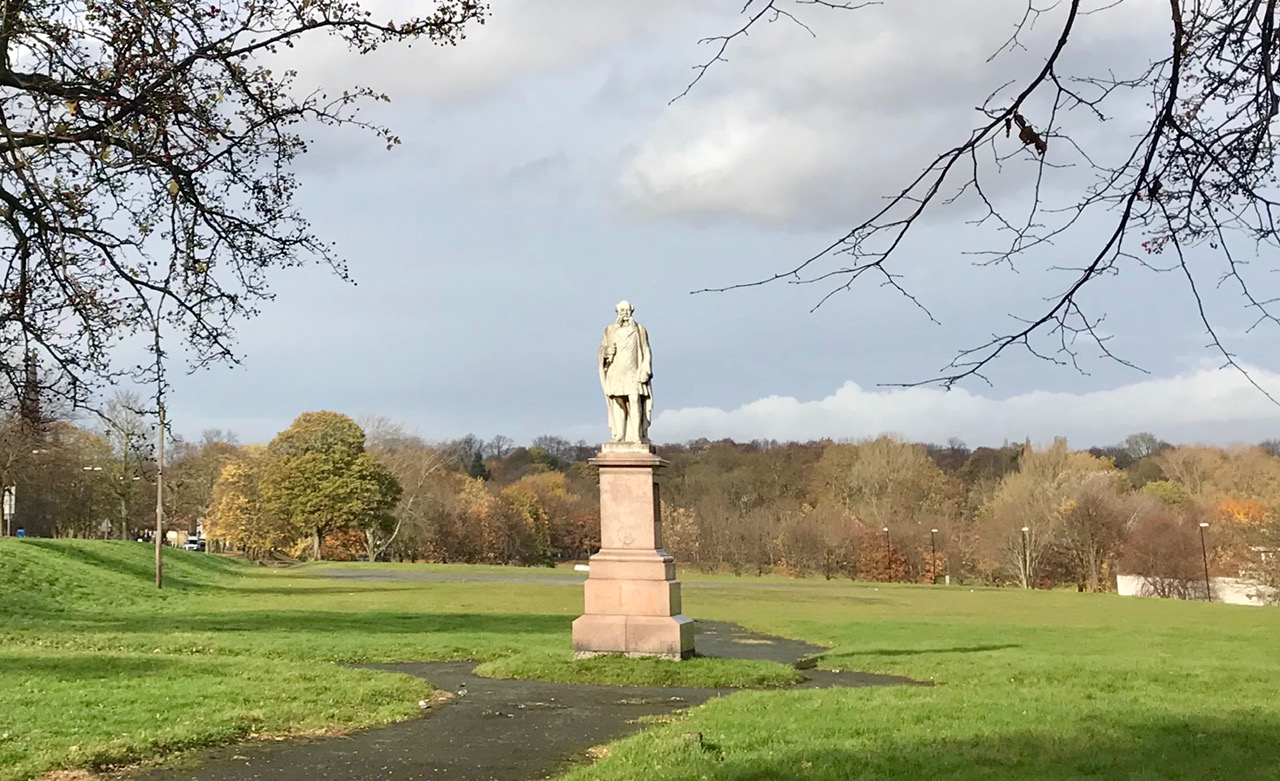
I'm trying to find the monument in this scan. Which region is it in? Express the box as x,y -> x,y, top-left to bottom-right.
571,301 -> 695,659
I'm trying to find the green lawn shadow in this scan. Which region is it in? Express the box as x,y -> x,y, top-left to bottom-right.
18,609 -> 570,637
19,540 -> 244,588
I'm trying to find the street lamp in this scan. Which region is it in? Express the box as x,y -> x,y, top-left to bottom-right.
1198,522 -> 1212,602
930,529 -> 939,584
882,526 -> 891,581
1020,526 -> 1031,589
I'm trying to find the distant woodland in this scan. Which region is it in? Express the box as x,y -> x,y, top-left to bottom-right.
3,394 -> 1278,599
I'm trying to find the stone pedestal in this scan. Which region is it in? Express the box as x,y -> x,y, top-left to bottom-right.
571,446 -> 695,659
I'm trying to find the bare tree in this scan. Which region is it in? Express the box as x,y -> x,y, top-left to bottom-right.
687,1 -> 1280,390
363,416 -> 451,562
1121,509 -> 1205,598
484,434 -> 515,459
97,390 -> 152,539
0,0 -> 486,408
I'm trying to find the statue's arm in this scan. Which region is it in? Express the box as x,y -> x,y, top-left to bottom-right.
598,327 -> 612,365
638,325 -> 652,381
598,328 -> 611,389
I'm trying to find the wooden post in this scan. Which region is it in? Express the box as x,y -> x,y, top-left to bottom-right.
155,402 -> 164,590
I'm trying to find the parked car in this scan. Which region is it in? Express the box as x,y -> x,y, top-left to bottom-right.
182,539 -> 206,552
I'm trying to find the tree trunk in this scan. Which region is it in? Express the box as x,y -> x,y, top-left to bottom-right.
312,527 -> 322,560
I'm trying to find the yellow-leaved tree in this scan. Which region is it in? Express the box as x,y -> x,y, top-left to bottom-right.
205,446 -> 294,558
1157,445 -> 1280,579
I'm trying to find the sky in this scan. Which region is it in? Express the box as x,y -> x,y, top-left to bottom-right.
156,0 -> 1280,450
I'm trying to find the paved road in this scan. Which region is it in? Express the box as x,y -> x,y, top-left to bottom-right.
318,567 -> 887,594
127,622 -> 920,781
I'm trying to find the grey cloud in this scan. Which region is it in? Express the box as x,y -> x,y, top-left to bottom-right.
274,0 -> 696,103
615,0 -> 1170,229
500,152 -> 571,186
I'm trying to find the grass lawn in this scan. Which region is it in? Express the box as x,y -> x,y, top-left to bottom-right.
2,540 -> 1279,781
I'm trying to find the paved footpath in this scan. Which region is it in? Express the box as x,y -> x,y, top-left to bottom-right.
126,583 -> 921,781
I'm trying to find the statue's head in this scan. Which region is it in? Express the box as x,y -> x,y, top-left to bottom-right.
615,300 -> 634,324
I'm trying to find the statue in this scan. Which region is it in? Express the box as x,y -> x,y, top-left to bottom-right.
598,300 -> 652,444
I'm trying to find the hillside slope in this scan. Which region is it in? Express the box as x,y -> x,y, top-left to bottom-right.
0,539 -> 250,614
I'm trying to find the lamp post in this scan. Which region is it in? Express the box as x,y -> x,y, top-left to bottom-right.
930,528 -> 939,584
1198,522 -> 1211,602
1020,526 -> 1030,589
882,526 -> 891,581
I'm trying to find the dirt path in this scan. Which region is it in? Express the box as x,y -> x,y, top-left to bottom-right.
126,622 -> 920,781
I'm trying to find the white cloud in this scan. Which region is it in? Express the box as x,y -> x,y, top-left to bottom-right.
654,363 -> 1280,448
618,0 -> 1168,228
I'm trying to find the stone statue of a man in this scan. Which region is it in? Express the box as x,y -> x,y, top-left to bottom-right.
598,300 -> 652,444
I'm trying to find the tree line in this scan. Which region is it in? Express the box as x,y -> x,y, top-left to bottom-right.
657,434 -> 1280,599
3,397 -> 1278,599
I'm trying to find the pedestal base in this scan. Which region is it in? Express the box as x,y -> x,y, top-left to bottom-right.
572,448 -> 696,660
572,613 -> 695,659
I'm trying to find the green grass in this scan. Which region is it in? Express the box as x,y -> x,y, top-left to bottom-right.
3,541 -> 1279,781
0,541 -> 793,780
474,651 -> 802,688
559,581 -> 1280,781
0,648 -> 425,781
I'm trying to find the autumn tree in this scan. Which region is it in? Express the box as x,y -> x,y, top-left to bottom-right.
1143,479 -> 1190,508
1121,509 -> 1205,599
1155,446 -> 1225,498
1056,472 -> 1138,592
529,435 -> 577,468
504,470 -> 595,560
0,0 -> 486,406
661,500 -> 700,565
499,481 -> 554,566
165,430 -> 239,534
1156,444 -> 1280,575
458,474 -> 519,563
662,440 -> 822,574
812,436 -> 961,539
484,435 -> 515,459
979,439 -> 1116,587
390,469 -> 483,563
205,446 -> 292,558
260,411 -> 401,560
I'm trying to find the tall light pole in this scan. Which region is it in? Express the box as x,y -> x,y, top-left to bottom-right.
882,526 -> 891,581
930,528 -> 939,584
1020,526 -> 1031,589
1198,522 -> 1211,602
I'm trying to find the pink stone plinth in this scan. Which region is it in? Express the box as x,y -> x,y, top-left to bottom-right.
571,448 -> 695,660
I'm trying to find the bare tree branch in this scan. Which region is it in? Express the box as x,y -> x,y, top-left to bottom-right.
686,0 -> 1280,393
